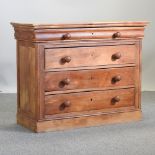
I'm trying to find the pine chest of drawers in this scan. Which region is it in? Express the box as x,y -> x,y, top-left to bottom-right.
11,21 -> 148,132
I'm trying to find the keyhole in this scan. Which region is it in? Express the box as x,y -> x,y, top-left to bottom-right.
90,98 -> 93,102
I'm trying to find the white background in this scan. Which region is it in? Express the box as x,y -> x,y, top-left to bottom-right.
0,0 -> 154,92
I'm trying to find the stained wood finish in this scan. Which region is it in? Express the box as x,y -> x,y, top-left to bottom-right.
11,21 -> 148,29
18,43 -> 37,119
17,110 -> 142,132
11,21 -> 148,42
11,21 -> 148,132
45,88 -> 135,115
34,28 -> 144,41
45,67 -> 135,92
43,39 -> 138,49
45,45 -> 137,70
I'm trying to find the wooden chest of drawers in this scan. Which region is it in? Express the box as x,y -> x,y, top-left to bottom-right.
11,21 -> 148,132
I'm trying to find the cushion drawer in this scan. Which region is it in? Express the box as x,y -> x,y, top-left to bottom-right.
45,45 -> 137,70
45,67 -> 135,92
35,27 -> 144,41
45,88 -> 135,115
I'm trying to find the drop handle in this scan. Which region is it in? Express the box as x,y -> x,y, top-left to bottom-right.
60,101 -> 71,110
112,75 -> 121,83
61,78 -> 70,85
111,96 -> 120,104
112,52 -> 121,60
113,32 -> 121,38
62,33 -> 71,40
61,56 -> 71,63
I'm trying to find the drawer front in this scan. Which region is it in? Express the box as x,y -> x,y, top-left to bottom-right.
35,27 -> 144,41
45,67 -> 135,92
45,88 -> 135,115
45,45 -> 136,70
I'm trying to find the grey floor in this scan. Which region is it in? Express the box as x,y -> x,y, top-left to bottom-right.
0,92 -> 155,155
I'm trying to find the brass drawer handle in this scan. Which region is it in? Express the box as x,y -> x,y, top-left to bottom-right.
112,75 -> 121,83
113,32 -> 121,38
112,52 -> 121,60
62,33 -> 71,40
111,96 -> 120,104
61,56 -> 71,63
59,101 -> 71,110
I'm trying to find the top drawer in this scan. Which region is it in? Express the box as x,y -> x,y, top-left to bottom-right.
12,22 -> 147,42
45,44 -> 137,70
35,27 -> 144,41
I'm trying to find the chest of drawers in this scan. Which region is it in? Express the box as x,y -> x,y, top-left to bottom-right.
11,21 -> 148,132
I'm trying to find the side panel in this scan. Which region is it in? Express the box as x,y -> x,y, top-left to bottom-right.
134,41 -> 141,109
17,41 -> 37,119
35,44 -> 45,120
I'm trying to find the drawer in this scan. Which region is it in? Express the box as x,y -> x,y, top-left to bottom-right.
45,45 -> 137,70
45,88 -> 135,115
45,67 -> 135,92
35,27 -> 144,41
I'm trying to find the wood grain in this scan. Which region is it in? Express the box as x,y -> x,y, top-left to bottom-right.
45,45 -> 137,70
17,110 -> 142,132
45,67 -> 135,92
43,39 -> 138,49
11,21 -> 148,42
35,28 -> 145,41
45,88 -> 135,115
11,21 -> 148,29
11,21 -> 147,132
18,43 -> 37,119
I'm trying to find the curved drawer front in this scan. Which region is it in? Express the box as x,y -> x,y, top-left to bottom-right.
45,88 -> 135,115
35,27 -> 144,41
45,45 -> 136,70
45,67 -> 135,92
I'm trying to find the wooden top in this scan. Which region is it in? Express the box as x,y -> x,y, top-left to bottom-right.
11,21 -> 148,42
11,21 -> 148,29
